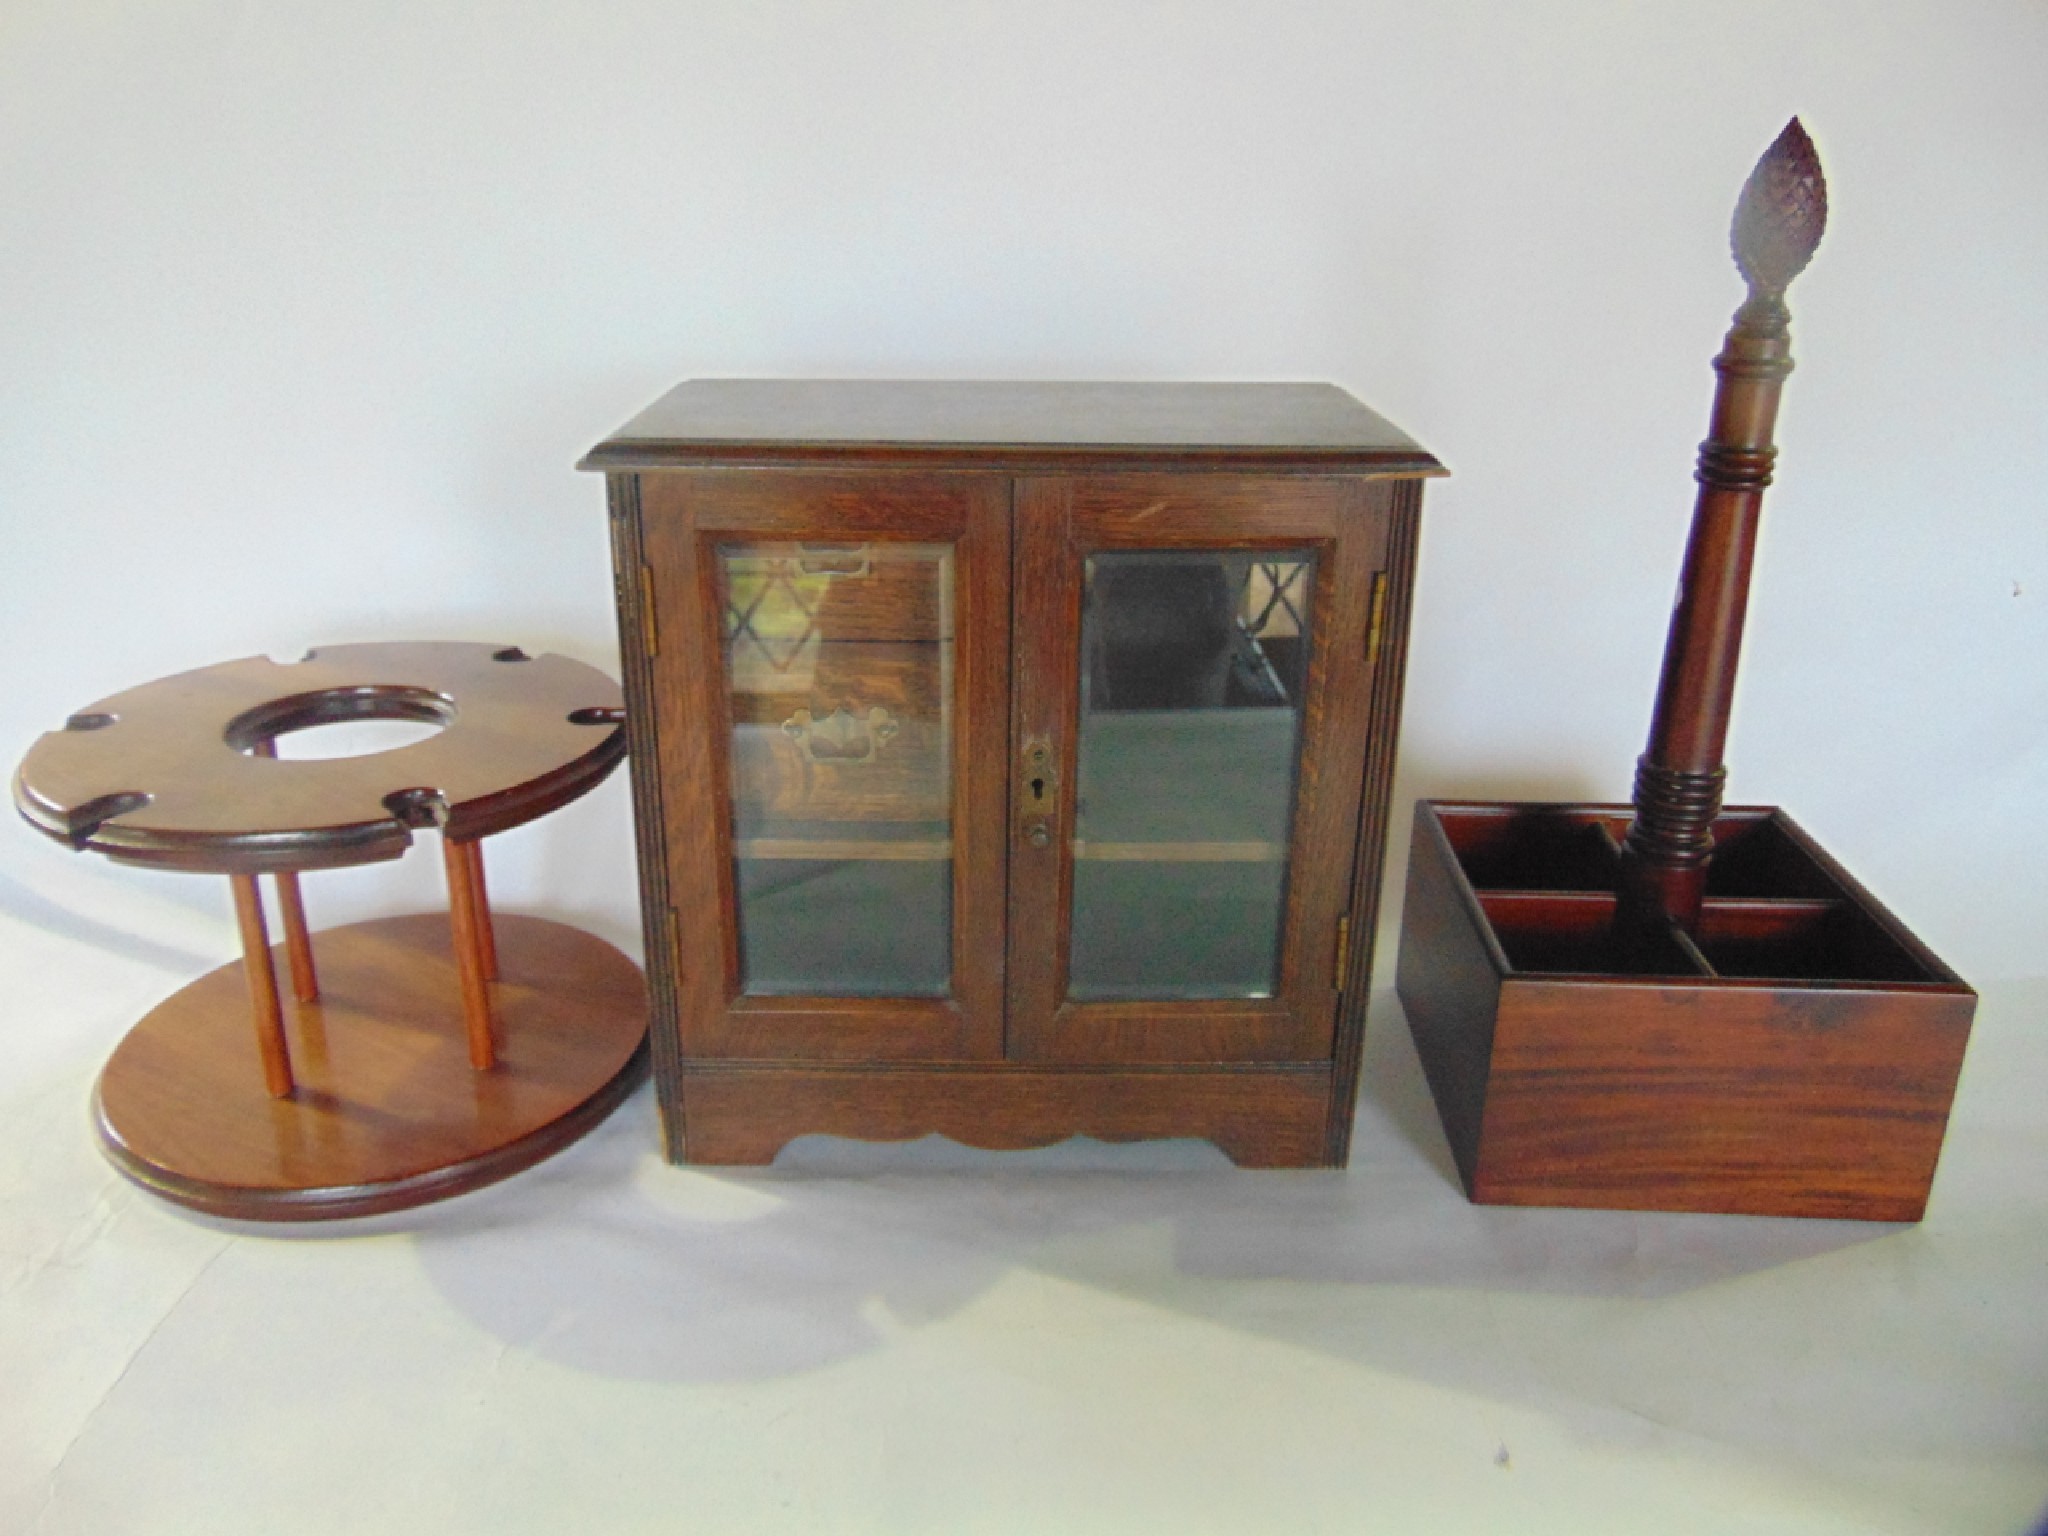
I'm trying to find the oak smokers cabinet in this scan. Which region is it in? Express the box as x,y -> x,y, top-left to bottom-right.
582,381 -> 1441,1166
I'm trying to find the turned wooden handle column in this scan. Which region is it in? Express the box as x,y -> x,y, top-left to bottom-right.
1618,119 -> 1828,937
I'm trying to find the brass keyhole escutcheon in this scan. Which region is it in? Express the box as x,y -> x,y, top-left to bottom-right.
1020,738 -> 1057,846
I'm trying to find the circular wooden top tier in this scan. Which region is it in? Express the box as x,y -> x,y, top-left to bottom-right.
14,642 -> 626,874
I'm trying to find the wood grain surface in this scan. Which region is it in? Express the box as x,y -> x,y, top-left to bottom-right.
14,642 -> 626,873
639,470 -> 1011,1064
94,913 -> 648,1220
592,381 -> 1438,1166
1396,801 -> 1975,1220
676,1063 -> 1334,1168
581,379 -> 1445,476
1003,475 -> 1385,1066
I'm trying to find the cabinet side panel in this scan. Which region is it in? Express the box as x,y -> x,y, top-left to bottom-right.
638,476 -> 741,1075
606,473 -> 686,1157
1327,477 -> 1424,1163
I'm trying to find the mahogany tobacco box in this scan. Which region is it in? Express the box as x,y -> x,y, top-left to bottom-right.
1395,800 -> 1975,1221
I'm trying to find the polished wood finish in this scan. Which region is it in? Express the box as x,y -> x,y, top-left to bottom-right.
15,642 -> 644,1217
274,871 -> 319,1002
1005,475 -> 1385,1066
14,641 -> 627,872
94,914 -> 648,1221
1397,802 -> 1975,1220
251,741 -> 320,1000
442,834 -> 498,1071
231,872 -> 295,1098
1328,476 -> 1425,1163
639,470 -> 1012,1064
675,1065 -> 1333,1168
589,380 -> 1440,1166
1393,126 -> 1971,1219
580,380 -> 1441,477
463,840 -> 499,981
1618,120 -> 1830,937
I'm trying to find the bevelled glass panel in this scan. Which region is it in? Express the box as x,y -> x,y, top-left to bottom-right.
1068,552 -> 1314,1000
720,541 -> 953,996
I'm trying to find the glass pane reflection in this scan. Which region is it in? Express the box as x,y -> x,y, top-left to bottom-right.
721,541 -> 953,996
1068,553 -> 1314,1001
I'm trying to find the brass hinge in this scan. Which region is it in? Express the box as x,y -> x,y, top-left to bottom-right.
639,564 -> 659,658
1363,572 -> 1389,668
1334,913 -> 1353,989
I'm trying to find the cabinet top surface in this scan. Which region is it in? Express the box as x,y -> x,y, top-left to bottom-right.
580,380 -> 1442,475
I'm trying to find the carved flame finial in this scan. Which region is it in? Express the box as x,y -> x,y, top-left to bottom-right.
1731,117 -> 1828,299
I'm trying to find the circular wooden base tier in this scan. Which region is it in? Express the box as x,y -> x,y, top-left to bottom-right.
94,913 -> 648,1221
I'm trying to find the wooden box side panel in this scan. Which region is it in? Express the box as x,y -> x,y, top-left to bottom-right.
677,1066 -> 1335,1169
1479,980 -> 1977,1220
1392,802 -> 1506,1193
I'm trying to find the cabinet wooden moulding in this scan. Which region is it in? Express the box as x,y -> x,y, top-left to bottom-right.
583,380 -> 1443,1166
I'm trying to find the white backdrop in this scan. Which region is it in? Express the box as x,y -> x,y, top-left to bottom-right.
4,1 -> 2043,983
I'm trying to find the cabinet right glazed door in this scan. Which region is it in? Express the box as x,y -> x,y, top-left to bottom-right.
1006,475 -> 1389,1064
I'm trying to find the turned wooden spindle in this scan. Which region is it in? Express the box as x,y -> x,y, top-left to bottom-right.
230,873 -> 296,1098
251,738 -> 320,1001
441,834 -> 499,1070
1616,118 -> 1829,940
462,838 -> 499,981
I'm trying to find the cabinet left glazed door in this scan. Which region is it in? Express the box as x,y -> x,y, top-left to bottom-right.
1006,474 -> 1387,1064
639,471 -> 1010,1061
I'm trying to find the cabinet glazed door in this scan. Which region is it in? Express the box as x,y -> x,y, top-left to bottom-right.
641,471 -> 1009,1061
1007,476 -> 1387,1063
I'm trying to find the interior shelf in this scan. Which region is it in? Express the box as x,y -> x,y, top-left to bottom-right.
1070,839 -> 1283,863
736,837 -> 952,861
